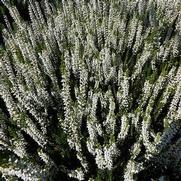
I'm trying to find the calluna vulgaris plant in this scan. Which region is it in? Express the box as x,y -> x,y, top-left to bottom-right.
0,0 -> 181,180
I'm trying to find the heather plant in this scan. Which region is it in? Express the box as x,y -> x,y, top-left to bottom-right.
0,0 -> 181,180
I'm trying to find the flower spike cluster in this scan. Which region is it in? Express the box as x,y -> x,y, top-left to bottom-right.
0,0 -> 180,180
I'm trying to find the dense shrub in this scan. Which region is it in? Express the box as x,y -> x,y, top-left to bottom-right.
0,0 -> 180,180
